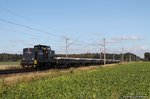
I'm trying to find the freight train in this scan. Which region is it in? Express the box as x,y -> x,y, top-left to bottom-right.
20,45 -> 120,69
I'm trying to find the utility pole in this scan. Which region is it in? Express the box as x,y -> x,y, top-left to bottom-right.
104,38 -> 106,65
100,48 -> 102,60
135,55 -> 136,61
121,48 -> 124,62
113,51 -> 115,61
65,38 -> 69,58
129,48 -> 131,62
129,53 -> 131,62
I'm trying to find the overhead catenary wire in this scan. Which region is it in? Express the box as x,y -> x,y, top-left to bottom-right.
0,6 -> 68,43
0,6 -> 35,23
0,18 -> 84,54
0,18 -> 75,46
0,26 -> 63,43
0,6 -> 98,54
0,26 -> 37,37
0,5 -> 66,35
0,5 -> 99,53
0,18 -> 63,38
0,6 -> 131,62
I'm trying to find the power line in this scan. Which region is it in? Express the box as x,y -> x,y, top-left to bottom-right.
121,48 -> 124,62
0,6 -> 68,48
0,18 -> 62,38
0,6 -> 34,22
0,6 -> 97,54
0,6 -> 121,57
0,5 -> 66,35
0,26 -> 63,43
0,27 -> 37,37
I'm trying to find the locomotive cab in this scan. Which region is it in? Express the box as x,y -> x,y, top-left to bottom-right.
34,45 -> 55,65
20,45 -> 55,68
20,48 -> 36,68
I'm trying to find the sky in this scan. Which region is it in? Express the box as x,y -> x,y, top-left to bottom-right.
0,0 -> 150,58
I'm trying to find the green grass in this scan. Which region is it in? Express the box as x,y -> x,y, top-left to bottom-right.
0,62 -> 19,65
0,62 -> 19,70
0,62 -> 150,99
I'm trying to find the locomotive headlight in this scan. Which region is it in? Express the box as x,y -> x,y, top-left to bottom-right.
34,60 -> 37,65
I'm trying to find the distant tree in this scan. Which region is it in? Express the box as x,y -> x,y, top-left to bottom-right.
0,53 -> 22,62
144,52 -> 150,61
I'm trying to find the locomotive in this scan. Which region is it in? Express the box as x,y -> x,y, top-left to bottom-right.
20,44 -> 119,69
20,45 -> 55,68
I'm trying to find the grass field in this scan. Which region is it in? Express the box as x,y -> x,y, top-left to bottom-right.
0,62 -> 19,65
0,62 -> 19,70
0,62 -> 150,98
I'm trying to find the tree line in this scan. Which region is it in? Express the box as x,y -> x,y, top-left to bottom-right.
144,52 -> 150,61
0,53 -> 22,62
0,52 -> 143,62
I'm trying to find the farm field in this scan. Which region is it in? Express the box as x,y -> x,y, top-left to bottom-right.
0,62 -> 19,70
0,62 -> 150,99
0,62 -> 19,65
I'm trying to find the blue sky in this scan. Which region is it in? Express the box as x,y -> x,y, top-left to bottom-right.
0,0 -> 150,57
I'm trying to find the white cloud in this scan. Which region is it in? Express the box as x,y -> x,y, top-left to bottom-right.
106,39 -> 120,44
133,45 -> 149,51
112,35 -> 142,41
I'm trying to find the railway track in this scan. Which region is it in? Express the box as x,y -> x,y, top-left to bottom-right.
0,63 -> 119,76
0,67 -> 68,76
0,64 -> 69,76
0,68 -> 38,76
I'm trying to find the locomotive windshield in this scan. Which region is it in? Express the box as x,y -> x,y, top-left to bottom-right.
23,48 -> 35,60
